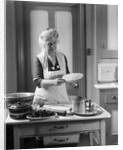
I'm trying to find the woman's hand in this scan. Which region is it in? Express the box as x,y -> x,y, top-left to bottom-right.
41,78 -> 65,88
54,78 -> 66,86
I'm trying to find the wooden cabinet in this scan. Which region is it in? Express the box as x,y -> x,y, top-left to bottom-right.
99,88 -> 118,145
6,110 -> 111,149
41,122 -> 82,147
14,122 -> 83,148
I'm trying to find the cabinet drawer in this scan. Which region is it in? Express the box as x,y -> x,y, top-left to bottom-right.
20,122 -> 83,136
43,134 -> 79,146
46,122 -> 84,134
106,92 -> 118,104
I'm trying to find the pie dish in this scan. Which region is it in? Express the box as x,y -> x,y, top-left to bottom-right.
26,114 -> 57,120
26,109 -> 57,120
62,73 -> 83,83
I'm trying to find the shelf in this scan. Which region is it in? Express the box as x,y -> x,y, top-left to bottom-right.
94,83 -> 118,90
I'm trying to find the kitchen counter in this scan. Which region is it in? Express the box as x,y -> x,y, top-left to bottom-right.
5,105 -> 110,149
94,83 -> 118,90
6,107 -> 110,124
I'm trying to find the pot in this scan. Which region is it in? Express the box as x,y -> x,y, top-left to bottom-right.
7,102 -> 31,119
7,102 -> 31,114
9,112 -> 29,120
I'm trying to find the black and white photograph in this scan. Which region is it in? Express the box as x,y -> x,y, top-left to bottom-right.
2,0 -> 120,149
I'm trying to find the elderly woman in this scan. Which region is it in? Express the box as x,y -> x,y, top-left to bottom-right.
33,28 -> 70,105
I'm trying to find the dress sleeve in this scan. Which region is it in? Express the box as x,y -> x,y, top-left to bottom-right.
32,57 -> 44,88
64,55 -> 70,74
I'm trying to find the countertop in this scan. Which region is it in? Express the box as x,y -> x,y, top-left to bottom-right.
5,105 -> 111,125
94,83 -> 118,90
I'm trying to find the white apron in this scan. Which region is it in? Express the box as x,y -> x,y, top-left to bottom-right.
33,51 -> 70,105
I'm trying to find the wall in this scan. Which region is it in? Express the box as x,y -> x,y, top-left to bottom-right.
6,0 -> 17,94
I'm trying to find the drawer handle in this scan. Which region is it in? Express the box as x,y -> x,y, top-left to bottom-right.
53,125 -> 68,130
112,96 -> 118,100
54,138 -> 69,143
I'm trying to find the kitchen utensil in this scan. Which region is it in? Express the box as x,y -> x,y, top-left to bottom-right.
62,73 -> 83,83
7,102 -> 31,119
7,102 -> 31,114
70,95 -> 86,114
5,92 -> 34,106
10,112 -> 29,120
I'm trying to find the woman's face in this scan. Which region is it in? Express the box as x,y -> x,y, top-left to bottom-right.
44,37 -> 58,55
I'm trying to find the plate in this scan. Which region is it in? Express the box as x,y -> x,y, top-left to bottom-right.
75,109 -> 103,116
62,73 -> 83,83
26,114 -> 57,120
26,109 -> 57,120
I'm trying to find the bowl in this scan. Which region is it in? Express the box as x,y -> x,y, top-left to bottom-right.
5,92 -> 34,107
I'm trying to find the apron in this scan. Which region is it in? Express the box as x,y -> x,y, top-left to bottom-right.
33,51 -> 70,105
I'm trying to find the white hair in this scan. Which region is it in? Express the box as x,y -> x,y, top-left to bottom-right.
38,28 -> 59,48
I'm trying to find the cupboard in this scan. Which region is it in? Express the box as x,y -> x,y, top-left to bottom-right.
100,88 -> 118,145
96,5 -> 118,59
95,5 -> 118,145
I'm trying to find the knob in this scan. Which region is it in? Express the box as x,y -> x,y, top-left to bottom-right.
112,96 -> 118,100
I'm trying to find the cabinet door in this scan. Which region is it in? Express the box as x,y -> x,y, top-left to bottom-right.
105,103 -> 118,145
96,5 -> 118,59
100,89 -> 118,145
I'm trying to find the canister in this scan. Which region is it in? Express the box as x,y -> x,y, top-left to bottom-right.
71,96 -> 86,114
